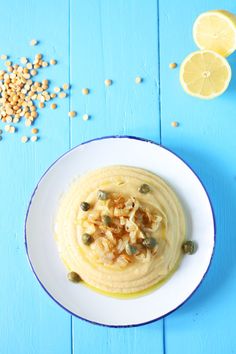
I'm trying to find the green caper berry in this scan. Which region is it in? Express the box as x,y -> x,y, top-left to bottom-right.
138,184 -> 150,194
182,241 -> 196,255
82,233 -> 93,245
97,189 -> 109,200
102,215 -> 112,226
67,271 -> 81,283
80,201 -> 90,211
125,243 -> 137,255
143,237 -> 157,249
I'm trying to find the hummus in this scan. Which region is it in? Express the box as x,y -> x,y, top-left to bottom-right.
55,166 -> 185,295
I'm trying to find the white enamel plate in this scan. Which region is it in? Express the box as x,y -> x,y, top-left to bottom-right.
25,136 -> 215,327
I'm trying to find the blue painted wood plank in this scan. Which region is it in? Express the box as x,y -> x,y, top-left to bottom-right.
70,0 -> 163,353
0,1 -> 71,353
159,0 -> 236,353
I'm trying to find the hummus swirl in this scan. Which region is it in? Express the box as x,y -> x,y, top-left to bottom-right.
55,166 -> 185,294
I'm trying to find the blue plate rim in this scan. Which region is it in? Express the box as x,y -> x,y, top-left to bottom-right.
24,135 -> 216,328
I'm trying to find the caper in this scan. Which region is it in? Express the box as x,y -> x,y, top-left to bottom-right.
97,190 -> 108,200
182,240 -> 196,255
80,201 -> 90,211
102,215 -> 112,226
143,237 -> 157,249
82,233 -> 94,245
67,271 -> 81,283
138,184 -> 150,194
125,243 -> 137,255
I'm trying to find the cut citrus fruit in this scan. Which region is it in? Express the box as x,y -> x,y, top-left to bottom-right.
180,50 -> 231,99
193,10 -> 236,57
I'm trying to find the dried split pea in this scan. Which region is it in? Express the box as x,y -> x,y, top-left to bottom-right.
30,39 -> 38,46
31,135 -> 38,142
68,111 -> 76,118
104,79 -> 112,86
25,120 -> 32,127
39,102 -> 45,108
135,76 -> 142,84
21,136 -> 28,143
35,54 -> 42,60
20,57 -> 28,64
42,61 -> 48,67
50,103 -> 57,110
169,62 -> 177,69
59,92 -> 67,99
1,54 -> 7,60
31,128 -> 38,134
50,59 -> 57,65
9,126 -> 16,133
171,121 -> 179,127
30,69 -> 37,76
50,93 -> 57,98
82,114 -> 89,121
82,88 -> 89,95
63,83 -> 70,90
54,87 -> 61,93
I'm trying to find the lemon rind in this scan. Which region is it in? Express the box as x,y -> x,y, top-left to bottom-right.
180,49 -> 232,99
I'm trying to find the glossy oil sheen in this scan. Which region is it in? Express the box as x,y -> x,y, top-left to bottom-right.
0,0 -> 235,353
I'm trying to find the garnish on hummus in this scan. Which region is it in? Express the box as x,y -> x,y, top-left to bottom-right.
55,166 -> 186,295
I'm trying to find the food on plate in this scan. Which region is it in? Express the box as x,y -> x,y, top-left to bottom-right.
55,165 -> 188,295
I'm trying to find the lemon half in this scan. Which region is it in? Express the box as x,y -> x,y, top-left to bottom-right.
180,50 -> 231,99
193,10 -> 236,57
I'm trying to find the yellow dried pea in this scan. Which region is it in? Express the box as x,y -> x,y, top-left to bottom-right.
35,54 -> 42,60
20,57 -> 28,64
50,59 -> 57,65
31,128 -> 38,134
38,102 -> 45,108
169,62 -> 177,69
30,39 -> 38,46
30,69 -> 37,76
50,103 -> 57,110
5,61 -> 12,67
104,79 -> 112,86
31,135 -> 38,142
82,114 -> 89,121
9,126 -> 16,133
82,88 -> 89,95
21,136 -> 28,143
68,111 -> 77,118
25,119 -> 32,127
171,121 -> 179,127
63,83 -> 70,90
135,76 -> 142,84
54,87 -> 61,93
59,92 -> 67,99
1,54 -> 7,60
42,61 -> 48,67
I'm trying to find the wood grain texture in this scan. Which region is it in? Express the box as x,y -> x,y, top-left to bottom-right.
1,0 -> 236,353
0,1 -> 71,353
159,0 -> 236,353
70,1 -> 163,353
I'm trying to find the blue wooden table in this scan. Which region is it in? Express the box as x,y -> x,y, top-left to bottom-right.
1,0 -> 235,353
